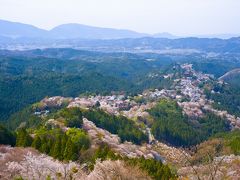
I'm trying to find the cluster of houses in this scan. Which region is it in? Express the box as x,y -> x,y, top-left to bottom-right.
68,95 -> 132,115
174,64 -> 209,118
143,89 -> 178,100
139,63 -> 240,129
33,96 -> 72,116
177,64 -> 240,129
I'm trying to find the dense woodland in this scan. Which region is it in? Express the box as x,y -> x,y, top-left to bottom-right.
0,50 -> 174,121
16,127 -> 90,161
192,59 -> 240,78
14,108 -> 89,161
149,99 -> 230,147
205,82 -> 240,117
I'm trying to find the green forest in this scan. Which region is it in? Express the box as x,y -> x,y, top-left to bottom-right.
0,50 -> 173,121
84,109 -> 148,144
149,99 -> 230,147
204,82 -> 240,117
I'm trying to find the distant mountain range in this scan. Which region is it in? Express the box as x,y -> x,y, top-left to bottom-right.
0,19 -> 150,39
1,19 -> 238,40
50,23 -> 150,39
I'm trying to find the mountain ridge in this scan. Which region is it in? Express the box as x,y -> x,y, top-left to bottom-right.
1,19 -> 239,40
0,19 -> 151,39
0,19 -> 47,38
49,23 -> 149,39
219,68 -> 240,81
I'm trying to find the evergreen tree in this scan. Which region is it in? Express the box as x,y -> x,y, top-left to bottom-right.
61,134 -> 68,156
52,135 -> 62,160
64,138 -> 74,160
41,143 -> 49,154
16,128 -> 32,147
31,136 -> 41,150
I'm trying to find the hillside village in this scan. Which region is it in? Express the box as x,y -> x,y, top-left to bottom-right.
24,64 -> 240,178
35,63 -> 240,130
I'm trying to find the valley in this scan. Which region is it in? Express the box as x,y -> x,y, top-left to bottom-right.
1,56 -> 240,179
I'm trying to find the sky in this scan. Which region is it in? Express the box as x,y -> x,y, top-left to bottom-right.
0,0 -> 239,36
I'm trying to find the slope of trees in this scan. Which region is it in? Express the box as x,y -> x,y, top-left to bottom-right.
7,106 -> 42,130
55,107 -> 83,128
205,83 -> 240,117
15,107 -> 91,161
16,128 -> 33,147
0,73 -> 132,121
83,109 -> 148,145
16,127 -> 90,161
149,99 -> 199,146
0,50 -> 173,122
149,99 -> 229,147
126,157 -> 176,180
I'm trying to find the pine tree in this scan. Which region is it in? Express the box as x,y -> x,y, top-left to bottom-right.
41,143 -> 49,154
52,135 -> 62,160
61,134 -> 67,156
16,128 -> 32,147
31,136 -> 41,150
48,137 -> 54,155
64,138 -> 75,161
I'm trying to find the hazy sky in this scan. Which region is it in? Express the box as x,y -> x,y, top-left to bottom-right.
0,0 -> 239,35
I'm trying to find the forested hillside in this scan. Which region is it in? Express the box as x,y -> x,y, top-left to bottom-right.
0,49 -> 173,121
1,48 -> 240,122
149,99 -> 229,147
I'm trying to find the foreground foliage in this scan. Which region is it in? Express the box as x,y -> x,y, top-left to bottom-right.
16,127 -> 90,161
